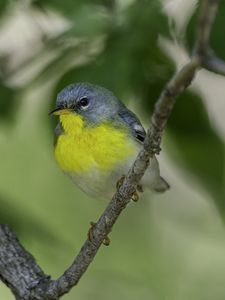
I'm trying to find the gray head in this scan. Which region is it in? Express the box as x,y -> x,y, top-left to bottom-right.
52,82 -> 124,125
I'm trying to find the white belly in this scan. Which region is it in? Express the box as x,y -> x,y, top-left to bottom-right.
66,154 -> 167,200
67,158 -> 132,199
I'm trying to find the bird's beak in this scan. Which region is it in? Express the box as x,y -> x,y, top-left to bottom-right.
49,107 -> 72,116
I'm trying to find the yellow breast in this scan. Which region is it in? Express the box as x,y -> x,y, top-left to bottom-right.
54,114 -> 136,173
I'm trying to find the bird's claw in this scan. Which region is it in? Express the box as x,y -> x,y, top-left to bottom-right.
116,175 -> 125,189
88,221 -> 96,243
131,184 -> 143,201
117,176 -> 142,202
88,222 -> 110,246
131,190 -> 139,202
102,235 -> 110,246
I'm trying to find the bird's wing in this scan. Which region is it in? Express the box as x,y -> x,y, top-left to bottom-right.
54,122 -> 63,146
144,155 -> 170,192
118,107 -> 146,144
118,107 -> 169,193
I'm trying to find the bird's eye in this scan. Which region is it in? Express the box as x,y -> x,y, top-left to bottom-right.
79,97 -> 89,109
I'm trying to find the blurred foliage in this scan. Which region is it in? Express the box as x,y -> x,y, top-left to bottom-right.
0,82 -> 17,122
31,0 -> 115,19
0,0 -> 8,16
0,195 -> 58,245
1,0 -> 225,299
167,91 -> 225,212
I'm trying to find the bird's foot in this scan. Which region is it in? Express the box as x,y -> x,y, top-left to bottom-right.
131,190 -> 139,202
117,176 -> 142,202
87,221 -> 96,243
88,222 -> 110,246
116,175 -> 126,189
102,235 -> 110,246
131,185 -> 143,202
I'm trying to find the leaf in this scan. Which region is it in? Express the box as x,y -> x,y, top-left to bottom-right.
166,91 -> 225,213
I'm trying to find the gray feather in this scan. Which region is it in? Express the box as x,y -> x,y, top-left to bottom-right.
118,108 -> 146,143
54,122 -> 63,146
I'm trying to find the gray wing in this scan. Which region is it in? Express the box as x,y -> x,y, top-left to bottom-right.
118,107 -> 169,193
54,122 -> 63,146
118,107 -> 146,144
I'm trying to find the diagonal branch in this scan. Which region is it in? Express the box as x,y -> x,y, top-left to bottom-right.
0,0 -> 223,299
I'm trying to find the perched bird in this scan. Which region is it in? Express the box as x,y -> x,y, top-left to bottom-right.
50,83 -> 169,200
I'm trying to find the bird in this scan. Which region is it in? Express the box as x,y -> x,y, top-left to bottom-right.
50,82 -> 169,200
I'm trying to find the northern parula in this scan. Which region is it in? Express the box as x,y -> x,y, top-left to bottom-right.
50,83 -> 169,199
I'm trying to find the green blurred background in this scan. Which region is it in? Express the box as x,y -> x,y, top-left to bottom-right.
1,0 -> 225,299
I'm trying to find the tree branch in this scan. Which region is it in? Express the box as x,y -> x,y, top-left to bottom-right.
201,48 -> 225,76
0,0 -> 223,299
195,0 -> 225,75
196,0 -> 219,50
0,225 -> 50,300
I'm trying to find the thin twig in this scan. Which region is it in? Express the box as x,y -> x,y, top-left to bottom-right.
202,48 -> 225,76
0,0 -> 224,299
196,0 -> 220,52
195,0 -> 225,75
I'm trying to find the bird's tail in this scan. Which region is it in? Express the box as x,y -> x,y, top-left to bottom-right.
144,155 -> 170,193
152,176 -> 170,193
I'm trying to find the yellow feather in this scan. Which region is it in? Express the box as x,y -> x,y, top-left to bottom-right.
54,113 -> 135,173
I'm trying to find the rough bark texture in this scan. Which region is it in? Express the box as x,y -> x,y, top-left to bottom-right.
0,225 -> 50,300
0,0 -> 223,299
